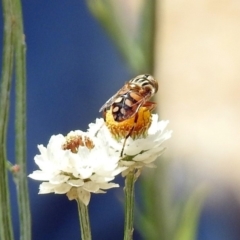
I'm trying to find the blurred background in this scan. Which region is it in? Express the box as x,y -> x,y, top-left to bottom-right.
1,0 -> 240,239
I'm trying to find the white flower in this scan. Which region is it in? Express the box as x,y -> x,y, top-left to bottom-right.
29,130 -> 124,205
88,114 -> 172,176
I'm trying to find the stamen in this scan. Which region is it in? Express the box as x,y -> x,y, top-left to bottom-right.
62,134 -> 94,153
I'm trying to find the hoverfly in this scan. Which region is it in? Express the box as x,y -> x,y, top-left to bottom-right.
99,74 -> 158,156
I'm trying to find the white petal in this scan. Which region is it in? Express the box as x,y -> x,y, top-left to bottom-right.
38,182 -> 55,194
28,170 -> 51,181
83,182 -> 100,192
90,175 -> 114,183
67,179 -> 84,187
54,183 -> 72,194
39,182 -> 71,194
99,182 -> 119,190
133,152 -> 152,161
78,167 -> 93,179
120,160 -> 135,167
49,175 -> 70,184
145,163 -> 157,168
95,190 -> 106,193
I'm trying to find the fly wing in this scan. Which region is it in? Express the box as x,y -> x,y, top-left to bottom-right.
119,88 -> 153,120
99,93 -> 118,112
99,83 -> 130,112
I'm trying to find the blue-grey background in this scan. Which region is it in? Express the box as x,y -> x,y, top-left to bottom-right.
1,1 -> 240,240
5,1 -> 131,239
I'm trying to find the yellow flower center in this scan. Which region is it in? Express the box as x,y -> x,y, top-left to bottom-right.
62,134 -> 94,153
105,107 -> 152,140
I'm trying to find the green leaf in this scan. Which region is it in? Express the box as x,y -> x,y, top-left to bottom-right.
173,184 -> 209,240
86,0 -> 156,74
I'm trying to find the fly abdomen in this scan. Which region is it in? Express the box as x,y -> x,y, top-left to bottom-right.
112,92 -> 137,121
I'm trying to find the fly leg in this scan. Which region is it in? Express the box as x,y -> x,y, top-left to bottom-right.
120,112 -> 138,157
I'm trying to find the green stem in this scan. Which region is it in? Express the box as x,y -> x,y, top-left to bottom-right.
124,170 -> 136,240
87,0 -> 145,74
76,198 -> 92,240
139,0 -> 156,74
12,0 -> 31,239
0,0 -> 15,239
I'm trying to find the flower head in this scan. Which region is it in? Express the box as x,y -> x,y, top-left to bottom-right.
105,107 -> 152,140
29,130 -> 124,205
89,114 -> 172,177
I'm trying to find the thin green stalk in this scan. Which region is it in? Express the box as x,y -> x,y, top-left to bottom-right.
87,0 -> 145,74
76,198 -> 92,240
139,161 -> 171,240
138,0 -> 156,73
12,0 -> 31,239
124,170 -> 136,240
0,0 -> 15,238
